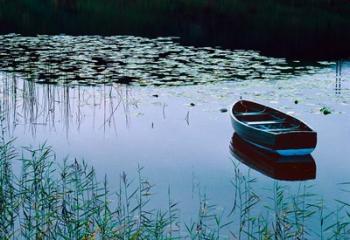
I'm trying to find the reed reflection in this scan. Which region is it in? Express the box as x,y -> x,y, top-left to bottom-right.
335,60 -> 343,95
230,133 -> 316,181
0,73 -> 133,138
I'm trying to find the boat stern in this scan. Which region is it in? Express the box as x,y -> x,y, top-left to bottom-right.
274,131 -> 317,156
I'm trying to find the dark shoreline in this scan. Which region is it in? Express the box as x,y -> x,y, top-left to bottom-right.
1,0 -> 350,60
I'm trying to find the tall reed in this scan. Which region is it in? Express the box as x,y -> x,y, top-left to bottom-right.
1,137 -> 350,239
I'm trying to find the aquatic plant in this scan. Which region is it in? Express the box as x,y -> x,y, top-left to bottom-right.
0,35 -> 322,87
1,137 -> 350,238
320,106 -> 332,115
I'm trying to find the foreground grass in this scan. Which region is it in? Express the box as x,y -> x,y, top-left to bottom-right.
1,136 -> 350,239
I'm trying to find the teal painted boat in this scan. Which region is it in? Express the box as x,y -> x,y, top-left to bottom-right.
231,100 -> 317,156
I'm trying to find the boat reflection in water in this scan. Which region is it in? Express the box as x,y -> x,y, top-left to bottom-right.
230,133 -> 316,181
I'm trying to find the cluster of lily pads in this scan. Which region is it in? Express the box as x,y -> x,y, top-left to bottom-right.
0,34 -> 329,86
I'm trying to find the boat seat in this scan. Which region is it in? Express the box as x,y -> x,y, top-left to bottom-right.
246,120 -> 285,125
235,111 -> 266,116
265,126 -> 300,132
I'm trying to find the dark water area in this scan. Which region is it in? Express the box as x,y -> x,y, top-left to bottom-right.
1,0 -> 350,60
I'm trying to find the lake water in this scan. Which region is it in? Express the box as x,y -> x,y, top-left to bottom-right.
0,35 -> 350,227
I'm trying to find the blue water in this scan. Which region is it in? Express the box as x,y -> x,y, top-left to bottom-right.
0,37 -> 349,232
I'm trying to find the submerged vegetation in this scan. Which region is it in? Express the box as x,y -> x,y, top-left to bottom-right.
1,134 -> 350,239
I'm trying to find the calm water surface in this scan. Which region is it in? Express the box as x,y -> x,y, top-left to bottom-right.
0,35 -> 349,224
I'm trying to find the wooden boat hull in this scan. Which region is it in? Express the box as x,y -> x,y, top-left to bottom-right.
240,137 -> 315,156
231,100 -> 317,156
230,133 -> 316,181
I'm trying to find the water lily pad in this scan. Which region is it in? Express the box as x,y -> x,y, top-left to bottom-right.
320,107 -> 332,115
0,34 -> 332,87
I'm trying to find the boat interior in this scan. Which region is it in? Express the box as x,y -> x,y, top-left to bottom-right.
233,101 -> 311,133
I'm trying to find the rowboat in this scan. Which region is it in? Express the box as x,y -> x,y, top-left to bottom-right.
231,100 -> 317,156
230,134 -> 316,181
